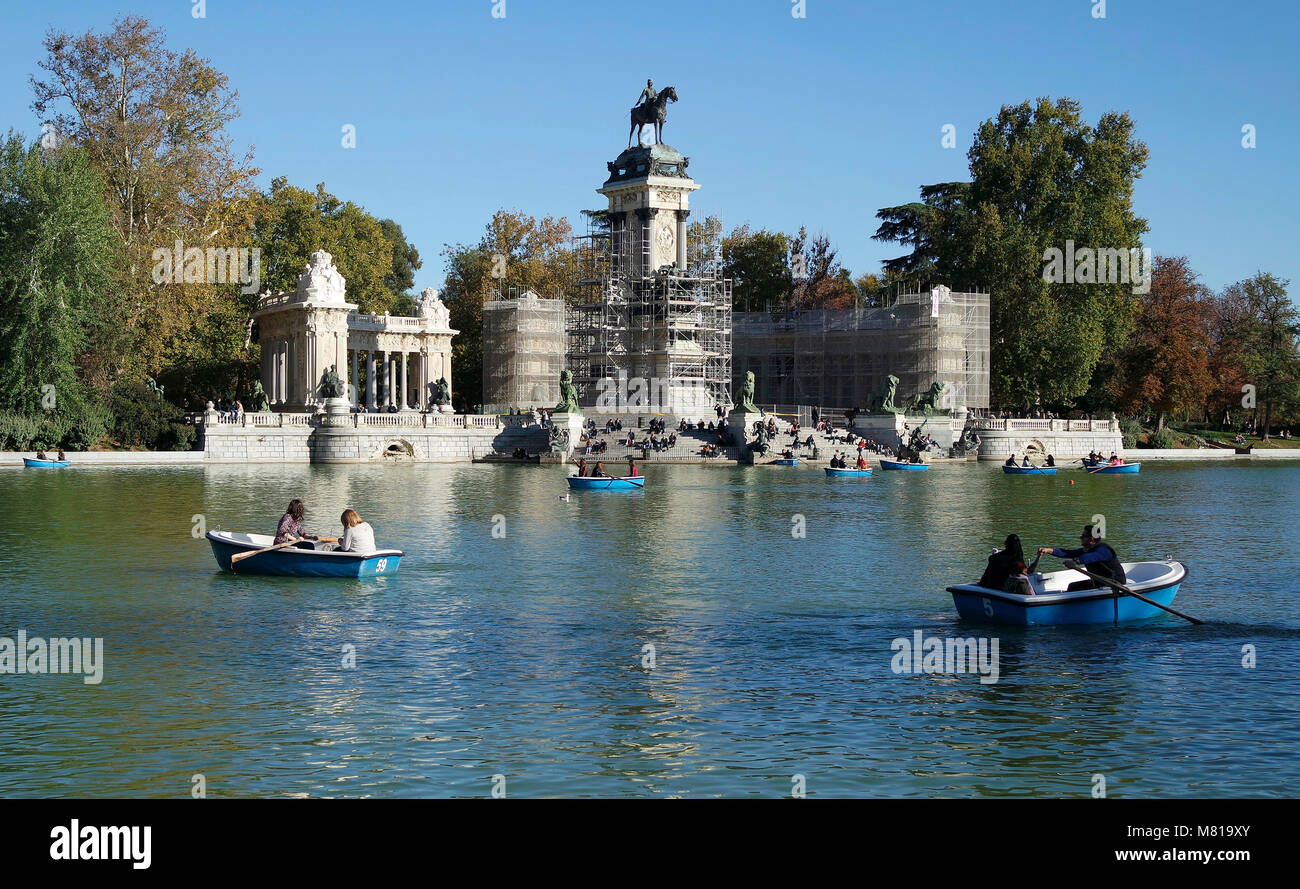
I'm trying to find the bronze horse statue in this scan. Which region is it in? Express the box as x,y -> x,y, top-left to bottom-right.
629,86 -> 678,148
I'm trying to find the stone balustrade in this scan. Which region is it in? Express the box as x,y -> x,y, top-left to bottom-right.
973,417 -> 1118,433
192,410 -> 501,430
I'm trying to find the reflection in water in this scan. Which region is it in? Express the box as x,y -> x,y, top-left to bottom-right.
0,460 -> 1297,797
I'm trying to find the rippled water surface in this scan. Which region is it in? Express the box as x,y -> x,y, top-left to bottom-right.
1,460 -> 1297,797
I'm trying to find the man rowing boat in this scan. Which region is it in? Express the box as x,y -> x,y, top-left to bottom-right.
1037,525 -> 1125,591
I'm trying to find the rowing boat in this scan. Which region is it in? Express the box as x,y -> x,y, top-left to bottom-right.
1083,460 -> 1141,474
824,467 -> 872,477
880,458 -> 928,471
206,531 -> 402,577
946,561 -> 1187,626
1002,465 -> 1057,475
23,458 -> 70,468
772,458 -> 799,466
566,475 -> 646,491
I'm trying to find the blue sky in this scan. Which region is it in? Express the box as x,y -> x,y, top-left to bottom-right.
1,0 -> 1295,295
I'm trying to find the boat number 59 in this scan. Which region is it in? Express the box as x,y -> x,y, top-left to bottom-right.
375,558 -> 388,573
982,598 -> 993,617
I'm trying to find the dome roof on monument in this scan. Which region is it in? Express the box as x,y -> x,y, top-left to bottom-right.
604,143 -> 691,185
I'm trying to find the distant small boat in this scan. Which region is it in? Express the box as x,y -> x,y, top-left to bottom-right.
824,467 -> 872,477
23,458 -> 70,468
1002,464 -> 1057,475
947,561 -> 1187,626
567,475 -> 646,491
880,458 -> 928,471
772,458 -> 799,466
206,531 -> 402,578
1084,460 -> 1141,474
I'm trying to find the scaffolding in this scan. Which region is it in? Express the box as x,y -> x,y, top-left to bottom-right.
566,216 -> 732,415
731,289 -> 990,410
482,287 -> 567,412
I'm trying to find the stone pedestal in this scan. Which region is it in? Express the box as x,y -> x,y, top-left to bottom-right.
727,411 -> 764,462
549,412 -> 585,457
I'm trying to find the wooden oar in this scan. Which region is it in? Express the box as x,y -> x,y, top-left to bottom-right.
232,537 -> 304,564
1067,563 -> 1203,625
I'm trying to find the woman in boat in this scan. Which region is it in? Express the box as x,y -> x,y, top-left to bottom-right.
577,458 -> 589,477
1109,452 -> 1121,465
1045,454 -> 1055,467
335,509 -> 377,554
980,534 -> 1029,593
856,453 -> 868,470
275,499 -> 324,549
591,461 -> 607,477
36,450 -> 46,460
1037,526 -> 1126,591
627,458 -> 639,477
1021,454 -> 1032,467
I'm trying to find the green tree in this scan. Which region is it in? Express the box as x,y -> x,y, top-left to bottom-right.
31,14 -> 260,383
251,178 -> 398,315
875,98 -> 1149,409
1224,273 -> 1300,440
0,135 -> 121,415
722,224 -> 790,312
441,209 -> 579,408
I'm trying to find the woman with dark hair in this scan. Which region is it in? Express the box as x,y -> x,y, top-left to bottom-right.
275,499 -> 326,548
980,534 -> 1030,593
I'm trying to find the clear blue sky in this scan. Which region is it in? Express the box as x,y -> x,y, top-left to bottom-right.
1,0 -> 1295,295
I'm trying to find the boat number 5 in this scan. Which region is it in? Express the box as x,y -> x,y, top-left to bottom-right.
376,558 -> 388,573
982,598 -> 993,617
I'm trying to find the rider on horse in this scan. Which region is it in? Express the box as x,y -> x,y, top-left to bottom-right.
634,79 -> 656,113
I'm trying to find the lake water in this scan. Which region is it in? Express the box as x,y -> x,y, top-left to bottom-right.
2,460 -> 1298,797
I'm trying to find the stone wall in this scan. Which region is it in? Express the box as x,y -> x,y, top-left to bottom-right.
973,419 -> 1123,460
198,413 -> 548,463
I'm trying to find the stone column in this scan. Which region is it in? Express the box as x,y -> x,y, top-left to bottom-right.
350,348 -> 358,404
367,350 -> 377,409
676,209 -> 689,270
399,352 -> 408,409
387,353 -> 396,407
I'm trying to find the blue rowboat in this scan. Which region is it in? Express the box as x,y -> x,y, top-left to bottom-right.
1084,461 -> 1141,474
567,475 -> 645,491
772,458 -> 799,466
947,560 -> 1187,626
23,458 -> 70,468
206,531 -> 402,578
1002,465 -> 1057,475
824,467 -> 872,477
880,458 -> 928,471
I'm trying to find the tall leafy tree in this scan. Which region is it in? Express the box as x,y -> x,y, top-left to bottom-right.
722,224 -> 789,312
1222,273 -> 1300,439
0,135 -> 121,412
440,210 -> 579,409
1109,256 -> 1213,429
251,178 -> 398,315
875,98 -> 1149,408
31,15 -> 259,381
